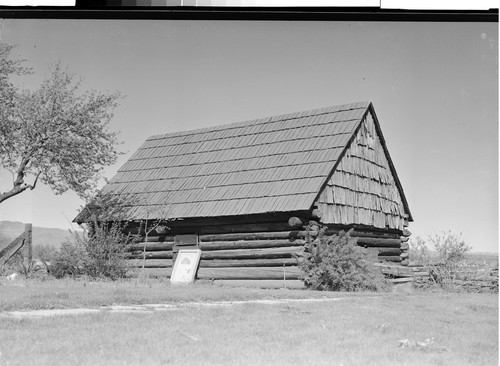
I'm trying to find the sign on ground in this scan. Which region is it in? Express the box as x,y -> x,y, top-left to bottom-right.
170,249 -> 202,285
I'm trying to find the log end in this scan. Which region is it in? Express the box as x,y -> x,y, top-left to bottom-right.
402,228 -> 412,237
288,217 -> 304,228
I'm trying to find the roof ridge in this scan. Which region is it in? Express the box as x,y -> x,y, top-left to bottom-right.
147,100 -> 371,141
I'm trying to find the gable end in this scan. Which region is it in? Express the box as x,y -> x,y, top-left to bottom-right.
315,105 -> 411,231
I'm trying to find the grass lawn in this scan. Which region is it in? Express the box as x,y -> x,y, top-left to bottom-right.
0,279 -> 497,366
0,278 -> 374,312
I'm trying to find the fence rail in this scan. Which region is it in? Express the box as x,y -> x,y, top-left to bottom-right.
0,223 -> 32,266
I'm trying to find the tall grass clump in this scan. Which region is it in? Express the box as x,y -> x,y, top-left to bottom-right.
296,229 -> 388,292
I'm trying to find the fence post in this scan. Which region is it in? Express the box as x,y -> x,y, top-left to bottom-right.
25,223 -> 32,263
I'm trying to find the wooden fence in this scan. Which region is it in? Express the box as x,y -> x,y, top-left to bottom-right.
0,223 -> 32,266
375,261 -> 499,292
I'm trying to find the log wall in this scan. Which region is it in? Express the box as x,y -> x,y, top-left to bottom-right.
125,229 -> 307,280
124,221 -> 412,279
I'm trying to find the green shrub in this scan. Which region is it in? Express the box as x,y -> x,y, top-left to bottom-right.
34,244 -> 59,262
51,222 -> 132,280
51,239 -> 88,278
296,229 -> 388,291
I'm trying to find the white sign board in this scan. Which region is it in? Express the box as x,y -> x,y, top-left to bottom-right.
170,249 -> 202,285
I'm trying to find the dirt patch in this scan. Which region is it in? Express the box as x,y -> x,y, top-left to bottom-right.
0,296 -> 380,318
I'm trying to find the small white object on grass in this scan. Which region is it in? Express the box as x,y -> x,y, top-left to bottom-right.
6,273 -> 18,280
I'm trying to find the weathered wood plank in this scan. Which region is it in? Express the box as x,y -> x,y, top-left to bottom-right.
197,266 -> 302,280
126,242 -> 174,252
199,258 -> 298,268
201,247 -> 303,260
0,235 -> 25,266
128,251 -> 173,260
25,223 -> 33,262
199,239 -> 306,251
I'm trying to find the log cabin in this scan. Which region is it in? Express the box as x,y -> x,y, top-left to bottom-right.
75,101 -> 413,282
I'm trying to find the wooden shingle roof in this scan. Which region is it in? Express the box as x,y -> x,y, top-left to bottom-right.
91,101 -> 392,220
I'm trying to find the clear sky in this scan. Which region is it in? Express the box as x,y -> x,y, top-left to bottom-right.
0,19 -> 497,252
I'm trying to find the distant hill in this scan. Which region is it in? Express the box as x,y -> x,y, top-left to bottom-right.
465,252 -> 499,266
0,220 -> 78,249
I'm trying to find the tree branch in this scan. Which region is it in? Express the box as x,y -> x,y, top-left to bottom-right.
0,183 -> 30,203
0,158 -> 40,204
30,171 -> 41,190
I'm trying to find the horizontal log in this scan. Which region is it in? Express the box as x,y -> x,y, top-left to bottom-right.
200,231 -> 309,242
127,259 -> 173,268
400,252 -> 409,259
407,261 -> 424,267
409,266 -> 425,271
402,228 -> 412,237
128,235 -> 175,243
177,222 -> 293,235
371,263 -> 414,277
199,239 -> 306,251
127,242 -> 174,252
388,277 -> 414,284
126,267 -> 172,278
413,271 -> 430,276
400,242 -> 409,251
400,236 -> 410,242
378,255 -> 403,263
375,247 -> 402,256
199,258 -> 298,268
126,228 -> 174,239
139,212 -> 298,228
400,259 -> 410,266
128,251 -> 173,260
325,229 -> 400,239
201,247 -> 303,260
196,266 -> 302,280
357,237 -> 402,248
